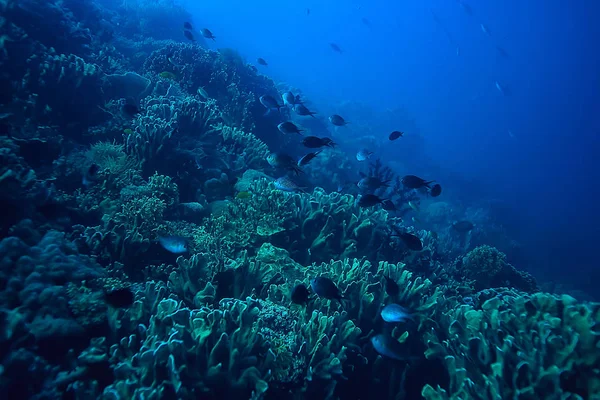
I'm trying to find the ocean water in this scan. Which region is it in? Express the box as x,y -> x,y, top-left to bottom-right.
186,0 -> 600,295
0,0 -> 599,398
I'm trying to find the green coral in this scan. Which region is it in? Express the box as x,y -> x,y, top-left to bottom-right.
460,245 -> 538,292
422,291 -> 600,400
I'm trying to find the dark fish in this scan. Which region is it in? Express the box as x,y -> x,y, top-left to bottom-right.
453,220 -> 474,232
184,30 -> 195,42
381,304 -> 414,323
384,275 -> 400,296
371,334 -> 418,361
260,95 -> 283,115
356,149 -> 373,161
357,176 -> 390,191
183,22 -> 193,30
329,114 -> 348,126
158,236 -> 188,254
277,121 -> 303,135
257,57 -> 268,66
122,103 -> 140,117
396,232 -> 423,251
382,199 -> 397,212
83,163 -> 100,186
298,151 -> 321,167
302,136 -> 335,148
294,103 -> 317,117
200,28 -> 216,41
389,131 -> 404,140
496,45 -> 509,59
330,43 -> 343,53
361,17 -> 371,27
282,92 -> 301,107
306,8 -> 310,15
429,184 -> 442,197
310,277 -> 343,301
401,175 -> 433,189
274,176 -> 305,192
267,153 -> 303,175
358,194 -> 384,208
291,284 -> 311,305
104,287 -> 135,308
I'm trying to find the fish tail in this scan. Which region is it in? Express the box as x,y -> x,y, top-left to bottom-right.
424,180 -> 435,188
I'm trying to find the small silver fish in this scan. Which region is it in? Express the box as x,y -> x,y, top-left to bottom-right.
274,177 -> 305,192
356,149 -> 373,161
381,304 -> 414,323
198,87 -> 209,99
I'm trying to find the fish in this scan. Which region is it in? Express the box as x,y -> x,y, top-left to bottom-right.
495,81 -> 505,95
82,163 -> 100,187
496,45 -> 510,59
358,194 -> 384,208
277,122 -> 303,135
249,65 -> 258,73
104,287 -> 135,308
429,184 -> 442,197
329,43 -> 343,53
236,191 -> 252,199
257,57 -> 268,66
260,95 -> 283,115
274,176 -> 305,192
298,151 -> 321,167
184,30 -> 195,42
481,23 -> 491,36
267,153 -> 303,175
412,216 -> 421,224
371,334 -> 417,361
122,103 -> 140,117
383,275 -> 400,296
200,28 -> 216,41
294,103 -> 317,117
508,129 -> 515,139
167,53 -> 183,69
401,175 -> 433,189
123,128 -> 133,135
282,92 -> 301,107
158,236 -> 188,254
382,199 -> 397,212
302,136 -> 335,148
381,304 -> 413,323
310,277 -> 343,301
329,114 -> 348,126
357,176 -> 390,191
456,0 -> 473,15
291,284 -> 311,305
395,232 -> 423,251
183,22 -> 193,30
361,17 -> 371,28
408,201 -> 420,212
198,87 -> 209,99
452,220 -> 474,232
159,71 -> 177,80
389,131 -> 403,141
356,149 -> 374,161
306,8 -> 310,15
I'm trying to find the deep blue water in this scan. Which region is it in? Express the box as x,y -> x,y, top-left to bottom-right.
181,0 -> 600,296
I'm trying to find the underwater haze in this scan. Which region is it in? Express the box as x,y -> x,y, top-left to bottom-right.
187,0 -> 600,294
1,0 -> 599,398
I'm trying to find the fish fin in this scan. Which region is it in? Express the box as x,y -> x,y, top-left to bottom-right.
424,180 -> 435,188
